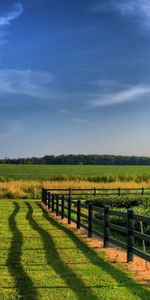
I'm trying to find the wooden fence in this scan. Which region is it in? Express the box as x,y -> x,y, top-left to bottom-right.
45,187 -> 150,197
41,188 -> 150,263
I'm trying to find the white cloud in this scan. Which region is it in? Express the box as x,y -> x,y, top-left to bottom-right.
0,2 -> 23,44
0,3 -> 23,26
90,85 -> 150,107
0,69 -> 54,99
90,0 -> 150,29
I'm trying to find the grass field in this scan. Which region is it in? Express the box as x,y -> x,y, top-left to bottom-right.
0,199 -> 149,300
1,179 -> 150,200
1,164 -> 150,182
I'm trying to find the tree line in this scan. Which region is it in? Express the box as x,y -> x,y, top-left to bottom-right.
1,154 -> 150,165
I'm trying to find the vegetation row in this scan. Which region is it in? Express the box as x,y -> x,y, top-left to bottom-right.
2,154 -> 150,165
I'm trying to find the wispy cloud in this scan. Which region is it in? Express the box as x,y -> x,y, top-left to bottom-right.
58,109 -> 69,115
0,120 -> 23,139
70,48 -> 101,56
0,69 -> 54,99
94,79 -> 130,89
0,2 -> 23,44
90,85 -> 150,107
0,3 -> 23,26
89,0 -> 150,29
72,118 -> 88,124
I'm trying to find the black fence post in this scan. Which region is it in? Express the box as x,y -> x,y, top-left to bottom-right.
52,194 -> 55,212
127,209 -> 134,263
61,195 -> 64,219
77,200 -> 81,229
42,188 -> 45,203
118,188 -> 121,196
94,188 -> 96,197
142,187 -> 144,196
88,202 -> 93,238
44,189 -> 47,206
48,192 -> 50,209
104,206 -> 110,248
69,187 -> 72,198
68,197 -> 71,224
56,194 -> 59,216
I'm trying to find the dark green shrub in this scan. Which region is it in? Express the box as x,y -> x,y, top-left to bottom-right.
90,195 -> 145,208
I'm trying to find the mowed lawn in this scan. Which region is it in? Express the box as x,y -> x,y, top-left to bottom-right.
0,200 -> 149,300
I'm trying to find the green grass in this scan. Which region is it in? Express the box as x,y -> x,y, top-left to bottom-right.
0,200 -> 149,299
1,164 -> 150,181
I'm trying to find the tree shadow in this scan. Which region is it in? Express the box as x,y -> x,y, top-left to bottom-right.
37,203 -> 150,300
26,202 -> 100,300
7,201 -> 38,299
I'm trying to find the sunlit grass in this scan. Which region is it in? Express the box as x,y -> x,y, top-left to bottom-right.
0,199 -> 149,299
1,164 -> 150,182
1,179 -> 150,199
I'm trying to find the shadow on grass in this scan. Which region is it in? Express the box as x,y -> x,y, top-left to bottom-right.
7,202 -> 38,299
38,203 -> 150,300
26,202 -> 100,300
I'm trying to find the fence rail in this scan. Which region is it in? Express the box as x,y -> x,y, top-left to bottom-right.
44,187 -> 150,197
42,188 -> 150,263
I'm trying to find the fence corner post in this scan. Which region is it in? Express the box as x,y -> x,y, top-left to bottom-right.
44,189 -> 47,206
127,209 -> 134,263
42,188 -> 45,203
104,206 -> 110,248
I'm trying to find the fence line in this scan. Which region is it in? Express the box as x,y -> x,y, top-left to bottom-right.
42,188 -> 150,263
44,187 -> 150,197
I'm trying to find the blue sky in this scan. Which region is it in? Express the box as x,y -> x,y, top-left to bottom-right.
1,0 -> 150,157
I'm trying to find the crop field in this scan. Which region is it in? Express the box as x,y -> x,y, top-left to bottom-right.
0,199 -> 150,300
1,164 -> 150,182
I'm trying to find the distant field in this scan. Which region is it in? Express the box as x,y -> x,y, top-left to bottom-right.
1,164 -> 150,182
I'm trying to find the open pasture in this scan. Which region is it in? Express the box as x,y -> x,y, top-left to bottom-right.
1,164 -> 150,182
